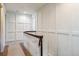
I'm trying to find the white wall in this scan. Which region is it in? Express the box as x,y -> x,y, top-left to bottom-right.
0,4 -> 6,52
37,3 -> 79,56
0,4 -> 1,51
37,4 -> 56,32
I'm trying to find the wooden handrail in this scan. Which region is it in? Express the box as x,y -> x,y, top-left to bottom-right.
24,31 -> 43,38
24,31 -> 43,56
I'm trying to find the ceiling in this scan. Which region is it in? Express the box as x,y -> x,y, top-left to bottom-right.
4,3 -> 46,13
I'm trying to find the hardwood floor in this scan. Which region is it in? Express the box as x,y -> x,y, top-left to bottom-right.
7,42 -> 25,56
0,45 -> 8,56
0,52 -> 3,56
3,45 -> 8,56
20,43 -> 32,56
0,41 -> 32,56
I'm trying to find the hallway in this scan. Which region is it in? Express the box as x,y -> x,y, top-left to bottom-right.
1,3 -> 79,56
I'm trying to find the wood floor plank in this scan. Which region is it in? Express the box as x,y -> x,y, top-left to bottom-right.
20,43 -> 32,56
7,42 -> 25,56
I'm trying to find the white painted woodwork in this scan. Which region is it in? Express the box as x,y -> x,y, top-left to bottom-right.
37,4 -> 79,56
72,36 -> 79,56
57,34 -> 72,56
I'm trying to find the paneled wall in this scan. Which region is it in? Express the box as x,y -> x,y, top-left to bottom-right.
37,3 -> 79,56
6,12 -> 16,42
6,12 -> 34,42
